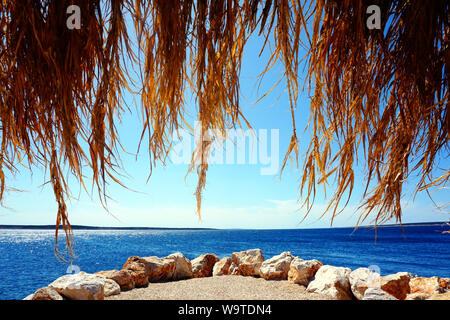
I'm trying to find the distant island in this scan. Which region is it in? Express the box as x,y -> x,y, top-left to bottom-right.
356,221 -> 449,229
0,221 -> 447,230
0,225 -> 217,230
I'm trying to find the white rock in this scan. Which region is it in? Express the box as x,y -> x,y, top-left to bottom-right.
191,254 -> 219,278
49,272 -> 106,300
259,252 -> 294,280
349,267 -> 381,300
213,257 -> 232,276
166,252 -> 193,280
96,269 -> 135,290
405,292 -> 431,300
288,258 -> 323,286
409,276 -> 445,295
307,265 -> 353,300
362,287 -> 398,300
29,287 -> 64,300
103,278 -> 121,297
142,256 -> 176,282
231,249 -> 264,276
379,271 -> 417,300
229,262 -> 241,275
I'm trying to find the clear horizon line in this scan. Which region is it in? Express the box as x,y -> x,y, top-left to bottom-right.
0,221 -> 447,231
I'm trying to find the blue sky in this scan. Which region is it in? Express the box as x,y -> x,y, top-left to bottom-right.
0,21 -> 448,229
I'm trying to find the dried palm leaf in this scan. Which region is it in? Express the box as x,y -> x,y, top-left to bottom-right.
0,0 -> 447,259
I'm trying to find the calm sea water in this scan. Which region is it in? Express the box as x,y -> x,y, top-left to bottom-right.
0,225 -> 449,300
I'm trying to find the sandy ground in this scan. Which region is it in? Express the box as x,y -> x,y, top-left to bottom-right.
106,275 -> 331,300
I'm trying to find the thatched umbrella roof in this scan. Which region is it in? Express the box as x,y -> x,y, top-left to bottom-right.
0,0 -> 448,258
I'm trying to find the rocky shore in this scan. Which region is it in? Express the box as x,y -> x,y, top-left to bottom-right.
24,249 -> 450,300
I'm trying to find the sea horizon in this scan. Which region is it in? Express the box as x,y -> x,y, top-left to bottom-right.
0,221 -> 447,231
1,224 -> 449,300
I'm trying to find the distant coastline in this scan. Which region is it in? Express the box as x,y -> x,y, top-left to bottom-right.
0,225 -> 217,231
0,221 -> 447,230
356,221 -> 449,229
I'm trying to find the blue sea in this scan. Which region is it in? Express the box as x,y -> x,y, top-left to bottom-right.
0,225 -> 449,300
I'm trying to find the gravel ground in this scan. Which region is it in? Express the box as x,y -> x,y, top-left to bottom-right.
106,275 -> 331,300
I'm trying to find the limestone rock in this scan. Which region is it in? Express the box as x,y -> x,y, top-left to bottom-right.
405,292 -> 432,300
122,256 -> 152,287
96,270 -> 135,290
49,272 -> 105,300
165,252 -> 193,280
362,287 -> 398,300
306,265 -> 353,300
259,252 -> 295,280
349,267 -> 381,300
439,278 -> 450,290
103,278 -> 121,297
213,257 -> 232,276
192,254 -> 219,278
229,262 -> 241,275
427,291 -> 450,300
142,256 -> 176,282
232,249 -> 264,276
409,276 -> 445,295
379,272 -> 416,300
28,287 -> 64,300
288,258 -> 322,286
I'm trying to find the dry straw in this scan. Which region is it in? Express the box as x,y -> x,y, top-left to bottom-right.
0,0 -> 448,259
